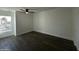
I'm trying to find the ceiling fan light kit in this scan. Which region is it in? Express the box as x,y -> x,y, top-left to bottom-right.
26,12 -> 29,14
19,8 -> 35,14
25,9 -> 29,14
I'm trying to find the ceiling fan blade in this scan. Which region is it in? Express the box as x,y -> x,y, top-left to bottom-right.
17,8 -> 35,14
29,11 -> 34,13
18,11 -> 25,13
20,9 -> 25,11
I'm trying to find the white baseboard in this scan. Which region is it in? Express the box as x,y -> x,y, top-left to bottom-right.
34,30 -> 70,40
16,30 -> 33,36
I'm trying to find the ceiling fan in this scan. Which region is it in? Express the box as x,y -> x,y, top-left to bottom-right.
18,9 -> 35,14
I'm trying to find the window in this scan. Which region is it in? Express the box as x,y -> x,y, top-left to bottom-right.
0,16 -> 11,31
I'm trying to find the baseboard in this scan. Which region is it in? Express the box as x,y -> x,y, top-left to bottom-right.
16,30 -> 33,36
33,30 -> 70,40
16,30 -> 70,40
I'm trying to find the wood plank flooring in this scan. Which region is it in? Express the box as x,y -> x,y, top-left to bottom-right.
0,31 -> 77,51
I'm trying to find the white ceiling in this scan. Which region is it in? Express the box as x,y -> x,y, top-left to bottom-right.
0,7 -> 56,12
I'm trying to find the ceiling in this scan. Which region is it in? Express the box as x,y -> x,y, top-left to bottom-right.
23,7 -> 56,11
0,7 -> 56,12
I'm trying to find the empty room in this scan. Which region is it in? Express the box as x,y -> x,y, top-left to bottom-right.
0,7 -> 78,51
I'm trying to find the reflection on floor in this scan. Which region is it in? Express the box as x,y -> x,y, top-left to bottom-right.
0,31 -> 77,51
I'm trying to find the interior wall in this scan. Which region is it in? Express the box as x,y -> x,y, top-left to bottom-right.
16,11 -> 33,35
72,8 -> 79,50
11,10 -> 16,36
33,8 -> 73,40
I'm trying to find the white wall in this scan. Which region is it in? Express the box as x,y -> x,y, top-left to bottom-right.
33,8 -> 73,40
73,8 -> 79,50
11,10 -> 16,36
16,11 -> 33,35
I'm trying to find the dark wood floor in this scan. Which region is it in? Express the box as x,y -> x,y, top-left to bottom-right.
0,31 -> 77,51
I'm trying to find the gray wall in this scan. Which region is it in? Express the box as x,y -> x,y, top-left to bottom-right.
16,11 -> 33,35
33,8 -> 73,40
